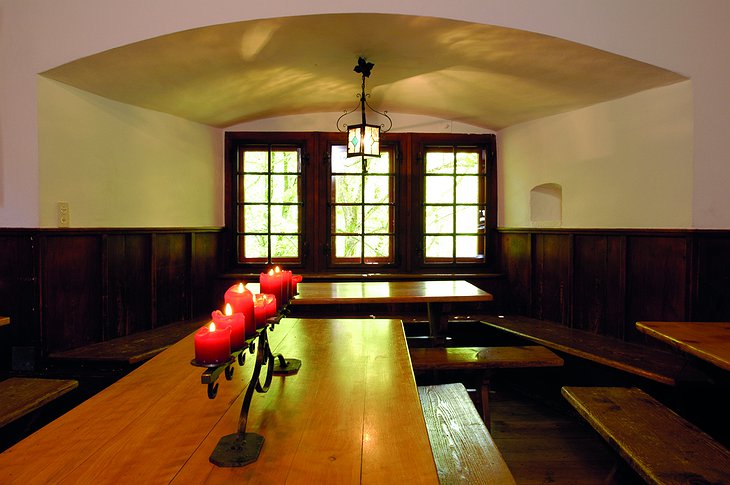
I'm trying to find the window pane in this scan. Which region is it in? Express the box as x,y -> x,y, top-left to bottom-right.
243,174 -> 268,202
332,146 -> 361,173
271,150 -> 299,173
244,235 -> 268,259
335,235 -> 361,258
270,204 -> 298,233
456,236 -> 480,258
333,175 -> 362,203
242,151 -> 268,172
455,176 -> 479,204
425,236 -> 453,259
270,175 -> 299,203
425,206 -> 454,233
364,235 -> 390,258
335,205 -> 362,233
456,151 -> 479,174
244,205 -> 268,233
271,235 -> 298,258
455,206 -> 479,233
364,205 -> 390,233
425,176 -> 454,204
367,153 -> 390,174
364,175 -> 390,204
425,151 -> 454,174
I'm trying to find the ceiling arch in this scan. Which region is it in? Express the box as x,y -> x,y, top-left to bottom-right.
41,13 -> 686,130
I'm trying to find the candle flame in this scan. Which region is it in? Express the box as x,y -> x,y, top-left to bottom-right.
268,269 -> 274,276
236,282 -> 244,293
274,266 -> 281,274
209,322 -> 216,332
224,303 -> 232,316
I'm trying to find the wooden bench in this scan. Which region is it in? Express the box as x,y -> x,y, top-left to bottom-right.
480,315 -> 705,386
561,386 -> 730,485
0,378 -> 78,428
418,383 -> 516,485
48,317 -> 207,365
410,345 -> 563,429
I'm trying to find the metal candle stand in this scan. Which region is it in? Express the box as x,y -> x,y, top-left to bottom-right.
190,311 -> 301,467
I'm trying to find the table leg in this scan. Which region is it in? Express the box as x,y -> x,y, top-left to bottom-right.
427,302 -> 448,339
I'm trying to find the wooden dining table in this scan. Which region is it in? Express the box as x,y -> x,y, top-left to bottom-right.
0,318 -> 439,484
636,321 -> 730,372
290,280 -> 493,338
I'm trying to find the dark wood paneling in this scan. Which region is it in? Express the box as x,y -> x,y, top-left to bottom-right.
191,232 -> 220,314
573,235 -> 626,338
41,235 -> 103,353
0,235 -> 38,369
499,232 -> 531,314
106,234 -> 152,338
153,233 -> 190,326
693,235 -> 730,321
625,236 -> 689,341
532,233 -> 572,324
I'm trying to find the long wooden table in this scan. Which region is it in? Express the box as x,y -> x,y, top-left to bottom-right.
636,321 -> 730,372
0,318 -> 439,484
290,280 -> 493,338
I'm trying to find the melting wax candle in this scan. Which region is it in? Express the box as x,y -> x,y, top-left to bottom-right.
194,322 -> 231,366
224,283 -> 255,338
211,303 -> 246,350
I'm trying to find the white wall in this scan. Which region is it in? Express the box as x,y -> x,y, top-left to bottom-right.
499,81 -> 693,228
38,78 -> 222,227
2,0 -> 729,228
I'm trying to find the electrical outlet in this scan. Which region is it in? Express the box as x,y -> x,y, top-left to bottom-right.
57,201 -> 70,227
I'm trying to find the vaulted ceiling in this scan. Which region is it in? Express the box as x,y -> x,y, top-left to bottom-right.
41,13 -> 686,130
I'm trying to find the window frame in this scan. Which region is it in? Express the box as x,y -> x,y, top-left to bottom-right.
224,131 -> 496,275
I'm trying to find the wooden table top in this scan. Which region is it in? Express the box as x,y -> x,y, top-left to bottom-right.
636,321 -> 730,372
0,315 -> 9,327
0,318 -> 438,485
290,280 -> 493,305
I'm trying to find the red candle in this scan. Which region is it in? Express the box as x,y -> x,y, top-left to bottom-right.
282,269 -> 292,304
194,322 -> 231,365
260,269 -> 283,311
224,283 -> 255,338
253,294 -> 267,329
263,293 -> 277,321
211,303 -> 246,350
291,274 -> 302,295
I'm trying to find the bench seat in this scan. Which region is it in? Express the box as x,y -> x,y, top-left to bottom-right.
481,315 -> 702,386
0,378 -> 78,428
48,317 -> 207,365
562,386 -> 730,485
418,382 -> 516,485
411,345 -> 563,429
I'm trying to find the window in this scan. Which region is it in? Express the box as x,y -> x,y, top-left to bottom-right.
422,146 -> 487,263
329,145 -> 395,265
234,144 -> 303,264
225,132 -> 495,274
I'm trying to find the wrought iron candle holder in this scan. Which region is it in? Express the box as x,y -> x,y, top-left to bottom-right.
191,313 -> 301,467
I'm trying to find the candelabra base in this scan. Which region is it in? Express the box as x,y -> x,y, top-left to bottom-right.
209,432 -> 265,467
273,357 -> 301,375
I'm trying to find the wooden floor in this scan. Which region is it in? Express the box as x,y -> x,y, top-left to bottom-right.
488,380 -> 644,485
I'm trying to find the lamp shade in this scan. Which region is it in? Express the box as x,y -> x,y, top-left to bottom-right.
347,123 -> 381,158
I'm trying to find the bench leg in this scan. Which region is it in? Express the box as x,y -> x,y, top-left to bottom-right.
479,371 -> 494,431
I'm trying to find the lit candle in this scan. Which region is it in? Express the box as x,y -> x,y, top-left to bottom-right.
194,322 -> 231,366
263,293 -> 277,321
259,268 -> 283,311
211,303 -> 246,350
224,283 -> 255,338
253,294 -> 267,329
